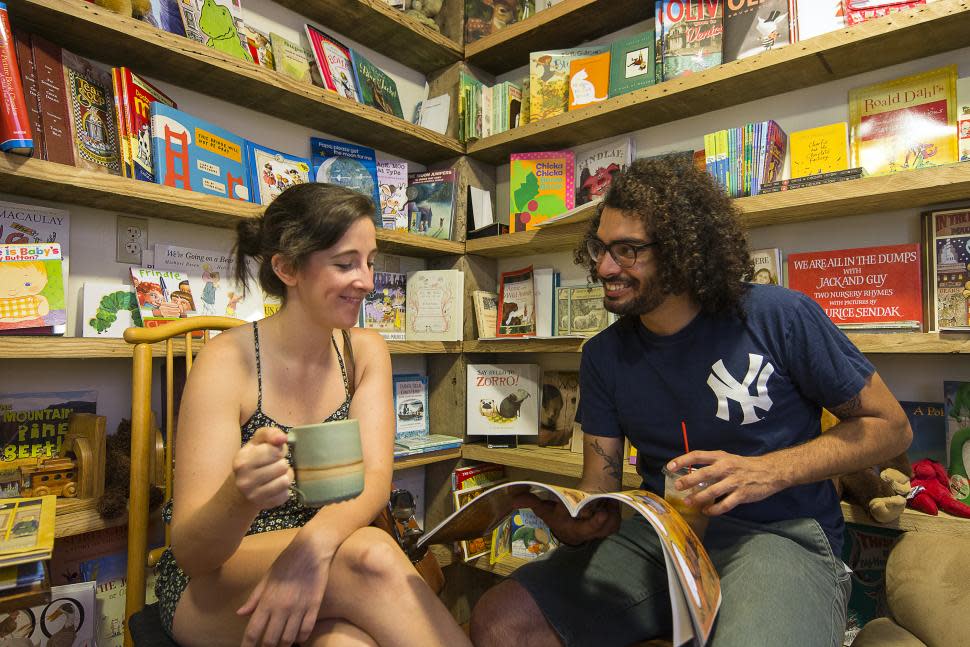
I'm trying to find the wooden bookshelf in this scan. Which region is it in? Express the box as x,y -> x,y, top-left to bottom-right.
7,0 -> 463,165
273,0 -> 462,74
465,221 -> 589,258
841,503 -> 969,537
847,332 -> 970,354
463,338 -> 587,354
0,337 -> 463,359
461,443 -> 641,489
392,446 -> 462,470
466,1 -> 970,164
375,229 -> 464,257
463,0 -> 652,75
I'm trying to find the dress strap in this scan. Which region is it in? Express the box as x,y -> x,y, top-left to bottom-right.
253,321 -> 264,410
332,332 -> 351,399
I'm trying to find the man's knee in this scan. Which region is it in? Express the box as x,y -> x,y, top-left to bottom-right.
471,580 -> 560,647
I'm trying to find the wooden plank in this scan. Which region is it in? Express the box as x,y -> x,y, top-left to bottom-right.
393,447 -> 462,470
467,1 -> 970,164
464,0 -> 652,75
841,503 -> 970,537
847,332 -> 970,354
7,0 -> 463,165
461,444 -> 641,488
55,497 -> 126,539
273,0 -> 462,74
375,229 -> 464,257
463,338 -> 587,353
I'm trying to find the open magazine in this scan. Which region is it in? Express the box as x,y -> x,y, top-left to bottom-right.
417,481 -> 721,646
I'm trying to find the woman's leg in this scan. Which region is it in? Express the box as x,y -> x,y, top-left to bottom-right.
306,619 -> 377,647
171,526 -> 470,647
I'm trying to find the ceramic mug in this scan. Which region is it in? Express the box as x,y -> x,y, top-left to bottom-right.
286,418 -> 364,507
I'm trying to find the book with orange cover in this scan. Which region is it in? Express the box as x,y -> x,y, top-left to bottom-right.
849,65 -> 958,177
567,51 -> 610,110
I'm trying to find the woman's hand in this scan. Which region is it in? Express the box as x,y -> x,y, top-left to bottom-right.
233,426 -> 293,510
237,535 -> 333,647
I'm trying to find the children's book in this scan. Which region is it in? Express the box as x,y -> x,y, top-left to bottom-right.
0,496 -> 56,567
466,364 -> 540,437
0,391 -> 96,464
242,24 -> 274,69
179,0 -> 253,62
723,0 -> 790,62
363,271 -> 406,340
393,374 -> 429,440
412,93 -> 451,134
150,102 -> 250,201
464,0 -> 534,44
497,266 -> 536,337
350,50 -> 404,119
269,32 -> 312,84
310,137 -> 382,227
0,202 -> 70,267
112,67 -> 176,183
304,25 -> 359,101
418,481 -> 721,646
843,0 -> 925,26
407,169 -> 456,240
944,381 -> 970,504
789,0 -> 844,42
393,434 -> 462,458
0,579 -> 97,646
788,122 -> 848,179
138,0 -> 188,36
849,65 -> 958,177
899,401 -> 946,465
574,137 -> 634,205
243,142 -> 311,206
129,266 -> 197,329
404,269 -> 463,342
61,50 -> 121,175
658,0 -> 724,80
608,31 -> 655,98
472,290 -> 499,339
840,522 -> 903,644
509,150 -> 575,231
567,51 -> 610,110
152,244 -> 262,322
489,507 -> 558,562
81,281 -> 141,338
452,463 -> 505,492
749,247 -> 783,286
529,46 -> 608,122
0,243 -> 66,335
786,244 -> 922,330
555,285 -> 607,337
451,481 -> 495,561
922,208 -> 970,332
376,160 -> 408,230
539,370 -> 579,448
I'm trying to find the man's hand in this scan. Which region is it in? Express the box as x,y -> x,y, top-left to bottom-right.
668,450 -> 789,516
514,494 -> 620,546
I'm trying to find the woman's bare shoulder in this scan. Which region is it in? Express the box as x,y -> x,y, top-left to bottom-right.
192,322 -> 256,376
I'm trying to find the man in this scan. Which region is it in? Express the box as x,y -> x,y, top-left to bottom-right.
470,156 -> 911,647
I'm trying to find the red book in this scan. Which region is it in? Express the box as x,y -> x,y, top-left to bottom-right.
0,5 -> 34,155
11,28 -> 44,160
112,67 -> 175,182
30,34 -> 74,166
496,265 -> 536,337
786,243 -> 923,330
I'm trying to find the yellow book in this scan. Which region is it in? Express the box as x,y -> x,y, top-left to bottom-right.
849,65 -> 958,177
789,122 -> 849,178
0,496 -> 56,567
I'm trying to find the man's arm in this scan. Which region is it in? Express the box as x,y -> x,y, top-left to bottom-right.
579,433 -> 625,493
673,372 -> 912,516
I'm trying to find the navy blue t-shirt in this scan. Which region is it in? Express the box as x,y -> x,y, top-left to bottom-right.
578,284 -> 875,554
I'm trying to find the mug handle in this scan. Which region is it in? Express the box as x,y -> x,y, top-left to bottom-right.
285,431 -> 306,505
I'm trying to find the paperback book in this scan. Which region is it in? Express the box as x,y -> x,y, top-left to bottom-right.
407,169 -> 456,240
417,481 -> 721,646
509,150 -> 575,231
0,496 -> 56,568
310,137 -> 382,226
393,434 -> 462,458
363,271 -> 406,340
466,364 -> 540,437
244,142 -> 311,206
393,374 -> 428,441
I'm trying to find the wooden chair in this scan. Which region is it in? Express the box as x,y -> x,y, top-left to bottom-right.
123,317 -> 245,647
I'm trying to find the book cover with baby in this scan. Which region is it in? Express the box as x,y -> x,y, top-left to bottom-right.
0,243 -> 66,335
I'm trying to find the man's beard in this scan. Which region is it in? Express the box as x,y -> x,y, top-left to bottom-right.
600,274 -> 666,316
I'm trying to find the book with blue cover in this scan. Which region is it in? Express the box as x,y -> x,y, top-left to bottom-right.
310,137 -> 382,226
393,374 -> 429,441
150,102 -> 250,201
243,142 -> 311,206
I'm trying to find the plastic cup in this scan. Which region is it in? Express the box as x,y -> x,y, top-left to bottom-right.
662,465 -> 709,540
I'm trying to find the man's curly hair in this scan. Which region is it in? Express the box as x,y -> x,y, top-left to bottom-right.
574,155 -> 753,318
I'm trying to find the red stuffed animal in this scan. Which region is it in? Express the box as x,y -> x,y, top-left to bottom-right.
908,458 -> 970,517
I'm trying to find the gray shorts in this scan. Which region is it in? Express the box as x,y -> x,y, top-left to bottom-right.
512,514 -> 851,647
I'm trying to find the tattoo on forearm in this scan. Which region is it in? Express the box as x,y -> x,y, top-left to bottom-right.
829,394 -> 862,419
590,439 -> 622,488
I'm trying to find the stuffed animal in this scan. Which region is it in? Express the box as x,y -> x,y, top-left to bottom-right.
93,0 -> 153,21
405,0 -> 444,31
907,458 -> 970,518
837,452 -> 913,523
98,418 -> 164,520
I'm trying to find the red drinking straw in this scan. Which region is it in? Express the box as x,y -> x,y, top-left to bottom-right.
681,421 -> 691,472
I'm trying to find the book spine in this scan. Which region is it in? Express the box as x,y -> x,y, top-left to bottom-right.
760,168 -> 865,190
759,173 -> 863,193
11,27 -> 43,160
0,6 -> 33,155
30,35 -> 73,166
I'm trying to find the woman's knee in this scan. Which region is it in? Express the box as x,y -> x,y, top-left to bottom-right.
338,526 -> 411,581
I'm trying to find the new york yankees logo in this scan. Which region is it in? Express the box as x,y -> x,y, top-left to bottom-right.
706,354 -> 774,425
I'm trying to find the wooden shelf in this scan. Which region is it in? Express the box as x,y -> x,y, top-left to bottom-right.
464,0 -> 652,75
461,443 -> 641,489
847,332 -> 970,354
463,338 -> 587,353
273,0 -> 462,75
374,230 -> 464,257
841,503 -> 969,537
7,0 -> 463,165
466,221 -> 590,258
0,337 -> 463,359
466,0 -> 970,164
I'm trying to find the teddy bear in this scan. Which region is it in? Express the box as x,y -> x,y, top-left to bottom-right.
907,458 -> 970,517
405,0 -> 444,32
837,451 -> 914,523
93,0 -> 153,21
98,418 -> 164,520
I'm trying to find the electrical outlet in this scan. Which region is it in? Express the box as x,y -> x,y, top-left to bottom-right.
117,215 -> 149,264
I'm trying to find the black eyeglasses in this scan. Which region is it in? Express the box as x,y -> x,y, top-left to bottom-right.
586,237 -> 656,268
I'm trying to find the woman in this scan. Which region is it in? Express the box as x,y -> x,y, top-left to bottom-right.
154,183 -> 470,647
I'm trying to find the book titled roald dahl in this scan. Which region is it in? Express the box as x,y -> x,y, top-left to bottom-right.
466,364 -> 539,437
